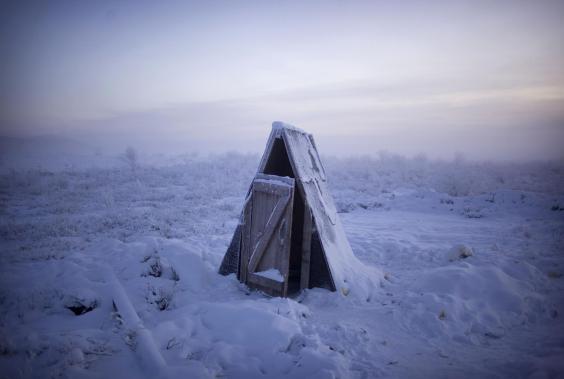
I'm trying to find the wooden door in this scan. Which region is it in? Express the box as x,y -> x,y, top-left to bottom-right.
241,174 -> 294,297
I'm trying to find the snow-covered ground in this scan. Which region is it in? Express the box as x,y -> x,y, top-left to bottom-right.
1,153 -> 563,378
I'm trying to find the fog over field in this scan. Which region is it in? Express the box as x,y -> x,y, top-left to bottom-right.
1,1 -> 564,160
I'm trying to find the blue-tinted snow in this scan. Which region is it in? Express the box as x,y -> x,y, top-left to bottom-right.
0,153 -> 563,378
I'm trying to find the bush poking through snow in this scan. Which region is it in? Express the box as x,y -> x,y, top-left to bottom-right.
463,206 -> 483,219
143,256 -> 180,281
438,310 -> 447,320
170,266 -> 180,282
124,330 -> 137,349
146,285 -> 174,311
440,198 -> 454,205
147,257 -> 163,278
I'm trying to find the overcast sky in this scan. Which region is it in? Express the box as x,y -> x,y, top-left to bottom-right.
1,0 -> 563,160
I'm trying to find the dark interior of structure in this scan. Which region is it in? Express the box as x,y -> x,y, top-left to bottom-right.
262,137 -> 334,294
263,137 -> 295,178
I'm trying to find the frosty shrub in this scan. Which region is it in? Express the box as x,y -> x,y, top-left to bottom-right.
440,171 -> 472,197
121,147 -> 138,173
146,285 -> 174,311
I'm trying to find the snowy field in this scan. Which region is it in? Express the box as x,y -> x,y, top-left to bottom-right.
1,152 -> 563,378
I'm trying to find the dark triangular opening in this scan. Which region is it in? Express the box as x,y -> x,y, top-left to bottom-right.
308,228 -> 335,291
263,137 -> 295,178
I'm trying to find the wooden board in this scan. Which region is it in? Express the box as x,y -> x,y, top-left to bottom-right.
240,193 -> 253,283
300,204 -> 312,290
245,174 -> 294,297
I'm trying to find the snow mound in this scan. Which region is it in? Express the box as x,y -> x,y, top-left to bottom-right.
446,244 -> 474,261
401,260 -> 549,344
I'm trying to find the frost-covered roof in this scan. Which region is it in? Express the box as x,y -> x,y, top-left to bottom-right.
259,122 -> 383,299
271,121 -> 307,134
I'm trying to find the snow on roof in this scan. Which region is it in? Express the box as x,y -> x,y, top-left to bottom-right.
276,123 -> 384,300
271,121 -> 307,134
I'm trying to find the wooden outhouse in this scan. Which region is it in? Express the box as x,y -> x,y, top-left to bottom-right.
219,122 -> 361,297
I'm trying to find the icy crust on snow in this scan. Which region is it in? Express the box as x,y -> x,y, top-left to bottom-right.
280,125 -> 384,300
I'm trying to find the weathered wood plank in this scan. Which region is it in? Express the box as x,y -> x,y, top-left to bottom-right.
300,203 -> 312,290
239,194 -> 253,283
280,190 -> 293,297
248,272 -> 284,295
249,186 -> 276,273
248,192 -> 290,273
255,173 -> 295,186
252,181 -> 291,197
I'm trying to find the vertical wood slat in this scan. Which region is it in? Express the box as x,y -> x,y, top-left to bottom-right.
280,189 -> 294,297
247,274 -> 285,296
300,204 -> 312,290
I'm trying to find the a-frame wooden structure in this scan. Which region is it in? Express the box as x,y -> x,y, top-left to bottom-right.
219,122 -> 360,297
